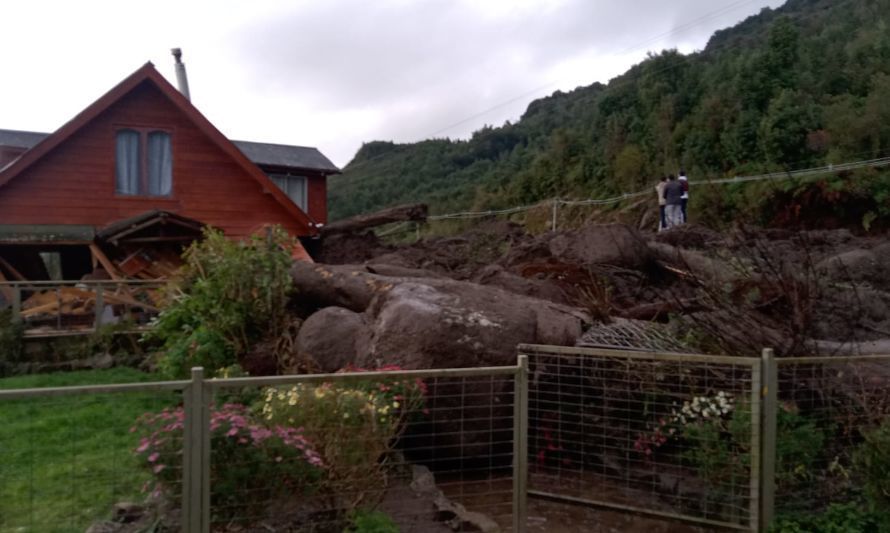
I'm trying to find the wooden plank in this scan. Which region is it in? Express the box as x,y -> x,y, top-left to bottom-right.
89,244 -> 123,280
0,255 -> 26,281
0,270 -> 13,302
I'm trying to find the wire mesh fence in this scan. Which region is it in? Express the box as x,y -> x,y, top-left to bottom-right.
771,355 -> 890,522
0,362 -> 528,533
0,382 -> 186,532
521,344 -> 760,530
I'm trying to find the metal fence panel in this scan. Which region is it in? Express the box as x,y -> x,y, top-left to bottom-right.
772,354 -> 890,522
0,384 -> 186,532
520,344 -> 760,531
0,364 -> 525,533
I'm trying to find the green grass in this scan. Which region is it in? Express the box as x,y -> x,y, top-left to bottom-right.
0,368 -> 176,532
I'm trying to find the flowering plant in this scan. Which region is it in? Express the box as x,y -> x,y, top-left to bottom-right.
131,403 -> 322,520
634,391 -> 735,456
259,367 -> 426,509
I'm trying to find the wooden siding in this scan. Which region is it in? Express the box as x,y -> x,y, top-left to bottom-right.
0,81 -> 313,238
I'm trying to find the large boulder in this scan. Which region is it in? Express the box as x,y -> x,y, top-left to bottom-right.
290,262 -> 590,460
547,224 -> 651,269
296,307 -> 372,372
471,264 -> 571,305
816,249 -> 882,283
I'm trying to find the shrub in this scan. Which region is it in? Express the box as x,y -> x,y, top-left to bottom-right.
345,509 -> 400,533
771,502 -> 885,533
132,403 -> 322,520
260,367 -> 426,510
854,421 -> 890,511
145,227 -> 295,378
0,310 -> 24,367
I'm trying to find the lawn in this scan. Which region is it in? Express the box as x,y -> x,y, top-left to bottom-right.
0,368 -> 176,532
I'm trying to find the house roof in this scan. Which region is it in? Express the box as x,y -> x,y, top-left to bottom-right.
0,129 -> 47,150
233,140 -> 339,174
0,62 -> 336,234
97,209 -> 206,244
0,129 -> 340,175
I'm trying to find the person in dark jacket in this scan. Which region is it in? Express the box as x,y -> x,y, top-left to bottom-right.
662,174 -> 684,228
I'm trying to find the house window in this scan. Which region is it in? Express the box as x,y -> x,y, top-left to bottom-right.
270,174 -> 308,211
115,129 -> 172,196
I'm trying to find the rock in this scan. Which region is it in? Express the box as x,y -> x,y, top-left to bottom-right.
296,307 -> 372,372
290,262 -> 589,459
471,265 -> 571,305
366,263 -> 448,279
113,502 -> 144,523
548,224 -> 651,269
653,223 -> 723,249
409,465 -> 502,533
816,249 -> 881,283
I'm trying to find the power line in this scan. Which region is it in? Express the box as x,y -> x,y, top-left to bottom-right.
425,156 -> 890,221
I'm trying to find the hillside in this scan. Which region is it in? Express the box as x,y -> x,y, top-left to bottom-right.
330,0 -> 890,226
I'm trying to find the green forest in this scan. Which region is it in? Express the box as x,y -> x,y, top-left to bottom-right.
329,0 -> 890,228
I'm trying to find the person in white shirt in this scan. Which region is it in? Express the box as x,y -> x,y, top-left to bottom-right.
678,170 -> 689,223
655,176 -> 667,231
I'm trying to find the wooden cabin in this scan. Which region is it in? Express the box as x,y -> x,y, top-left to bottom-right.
0,62 -> 339,284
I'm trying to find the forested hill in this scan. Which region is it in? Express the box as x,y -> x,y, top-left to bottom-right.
329,0 -> 890,221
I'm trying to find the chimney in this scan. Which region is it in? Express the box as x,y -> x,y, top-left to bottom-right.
171,48 -> 191,101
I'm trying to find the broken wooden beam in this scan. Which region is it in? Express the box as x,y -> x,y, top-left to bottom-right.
321,203 -> 428,236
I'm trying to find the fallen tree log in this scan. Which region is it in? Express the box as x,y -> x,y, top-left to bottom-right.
321,203 -> 428,236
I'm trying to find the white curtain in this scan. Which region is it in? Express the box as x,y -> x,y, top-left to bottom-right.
270,174 -> 307,211
147,131 -> 172,196
115,130 -> 140,195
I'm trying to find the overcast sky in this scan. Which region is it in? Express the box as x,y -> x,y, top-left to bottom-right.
1,0 -> 785,167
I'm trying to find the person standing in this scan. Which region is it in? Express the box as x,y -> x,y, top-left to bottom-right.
663,174 -> 684,228
678,169 -> 689,223
655,176 -> 667,231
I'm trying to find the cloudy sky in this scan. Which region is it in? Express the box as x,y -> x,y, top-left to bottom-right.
1,0 -> 784,167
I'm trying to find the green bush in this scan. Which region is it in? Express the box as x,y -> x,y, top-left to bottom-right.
771,503 -> 885,533
345,510 -> 399,533
0,310 -> 24,366
145,227 -> 295,378
854,421 -> 890,511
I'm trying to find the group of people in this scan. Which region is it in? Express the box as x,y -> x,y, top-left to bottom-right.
655,170 -> 689,231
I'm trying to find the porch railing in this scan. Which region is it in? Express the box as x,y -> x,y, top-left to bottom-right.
1,280 -> 166,336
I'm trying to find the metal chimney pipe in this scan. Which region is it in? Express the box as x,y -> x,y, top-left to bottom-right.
171,48 -> 191,101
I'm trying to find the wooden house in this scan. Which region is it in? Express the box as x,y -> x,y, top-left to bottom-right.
0,62 -> 339,283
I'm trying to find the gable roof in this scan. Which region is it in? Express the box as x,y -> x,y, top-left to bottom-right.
0,129 -> 47,150
0,63 -> 322,233
0,129 -> 340,174
233,140 -> 339,174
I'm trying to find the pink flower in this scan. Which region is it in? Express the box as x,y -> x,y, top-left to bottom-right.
148,452 -> 160,463
153,464 -> 166,474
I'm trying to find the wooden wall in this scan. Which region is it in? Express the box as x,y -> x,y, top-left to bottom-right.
0,81 -> 316,239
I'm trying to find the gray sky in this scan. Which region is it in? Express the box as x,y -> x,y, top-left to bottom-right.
1,0 -> 784,167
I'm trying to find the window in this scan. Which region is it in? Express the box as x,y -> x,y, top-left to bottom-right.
270,174 -> 308,211
115,129 -> 172,196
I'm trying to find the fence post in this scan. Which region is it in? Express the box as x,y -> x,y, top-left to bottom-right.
94,285 -> 104,328
551,199 -> 559,232
11,285 -> 21,323
183,367 -> 210,533
513,354 -> 529,533
760,348 -> 778,531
